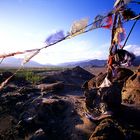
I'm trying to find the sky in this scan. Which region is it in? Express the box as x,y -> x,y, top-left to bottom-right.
0,0 -> 140,65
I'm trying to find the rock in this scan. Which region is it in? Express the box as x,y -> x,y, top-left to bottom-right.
40,66 -> 94,88
82,67 -> 134,120
89,118 -> 125,140
82,68 -> 133,90
37,81 -> 64,92
122,69 -> 140,105
0,71 -> 13,83
84,82 -> 122,120
29,128 -> 48,140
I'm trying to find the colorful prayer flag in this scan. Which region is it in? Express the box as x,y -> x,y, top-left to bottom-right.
69,18 -> 88,37
45,30 -> 65,45
102,15 -> 113,29
92,15 -> 103,29
22,49 -> 40,65
91,15 -> 112,30
113,17 -> 126,45
113,27 -> 126,44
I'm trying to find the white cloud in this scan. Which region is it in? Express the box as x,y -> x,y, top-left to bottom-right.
125,44 -> 140,56
30,40 -> 108,65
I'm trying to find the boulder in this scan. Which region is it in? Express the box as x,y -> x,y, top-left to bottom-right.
37,81 -> 64,92
83,68 -> 133,90
89,118 -> 125,140
40,66 -> 94,88
122,68 -> 140,105
84,82 -> 122,120
82,67 -> 134,120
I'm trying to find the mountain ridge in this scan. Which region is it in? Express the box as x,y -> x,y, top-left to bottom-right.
0,56 -> 139,68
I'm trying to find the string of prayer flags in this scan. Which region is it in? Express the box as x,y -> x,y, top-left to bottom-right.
45,30 -> 65,45
0,51 -> 23,58
22,49 -> 40,65
69,18 -> 89,37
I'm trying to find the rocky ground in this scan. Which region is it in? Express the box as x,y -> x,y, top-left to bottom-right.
0,66 -> 140,140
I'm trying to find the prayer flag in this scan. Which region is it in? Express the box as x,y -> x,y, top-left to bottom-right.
91,15 -> 112,30
99,77 -> 112,88
102,15 -> 113,29
114,0 -> 132,7
45,30 -> 65,45
114,0 -> 121,7
92,15 -> 103,29
0,51 -> 23,58
22,50 -> 40,65
113,27 -> 126,44
69,18 -> 88,37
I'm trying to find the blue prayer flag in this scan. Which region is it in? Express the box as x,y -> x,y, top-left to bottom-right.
45,30 -> 65,45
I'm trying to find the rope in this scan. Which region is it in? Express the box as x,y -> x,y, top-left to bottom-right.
122,19 -> 138,49
131,1 -> 140,4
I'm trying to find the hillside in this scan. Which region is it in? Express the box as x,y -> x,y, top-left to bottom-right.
0,66 -> 140,140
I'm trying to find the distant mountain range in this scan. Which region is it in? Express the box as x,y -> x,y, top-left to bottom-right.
58,56 -> 140,67
0,56 -> 139,68
0,57 -> 43,68
133,56 -> 140,66
58,59 -> 107,67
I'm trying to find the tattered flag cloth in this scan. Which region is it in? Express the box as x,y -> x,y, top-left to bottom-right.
99,76 -> 112,88
91,14 -> 112,30
114,0 -> 122,7
92,15 -> 104,29
69,18 -> 88,37
113,26 -> 126,44
102,15 -> 113,29
22,49 -> 40,65
114,0 -> 132,7
45,30 -> 65,45
113,17 -> 126,46
0,51 -> 23,58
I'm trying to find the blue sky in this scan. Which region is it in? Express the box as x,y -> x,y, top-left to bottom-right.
0,0 -> 140,65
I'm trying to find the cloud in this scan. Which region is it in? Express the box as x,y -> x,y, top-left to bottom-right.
31,40 -> 108,64
125,44 -> 140,56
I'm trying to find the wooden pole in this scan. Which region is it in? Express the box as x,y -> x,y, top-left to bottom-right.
109,13 -> 118,54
